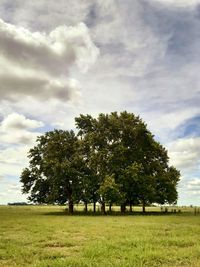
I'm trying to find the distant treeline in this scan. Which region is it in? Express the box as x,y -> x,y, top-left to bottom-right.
20,111 -> 180,213
8,202 -> 28,206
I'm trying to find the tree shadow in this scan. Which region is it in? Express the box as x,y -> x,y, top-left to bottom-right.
43,210 -> 183,217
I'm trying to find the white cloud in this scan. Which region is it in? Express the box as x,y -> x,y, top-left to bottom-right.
167,137 -> 200,172
187,179 -> 200,189
0,113 -> 42,201
0,114 -> 45,205
189,179 -> 200,186
0,113 -> 43,145
7,183 -> 21,192
152,0 -> 200,8
0,179 -> 27,204
0,146 -> 30,176
185,178 -> 200,196
0,0 -> 93,31
1,130 -> 40,145
143,107 -> 200,143
0,18 -> 99,103
0,19 -> 98,74
89,1 -> 169,78
1,113 -> 43,130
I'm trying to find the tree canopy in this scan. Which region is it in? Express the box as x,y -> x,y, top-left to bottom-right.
20,111 -> 180,213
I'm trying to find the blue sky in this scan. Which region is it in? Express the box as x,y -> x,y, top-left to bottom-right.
0,0 -> 200,205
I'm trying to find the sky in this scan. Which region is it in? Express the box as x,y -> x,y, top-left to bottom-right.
0,0 -> 200,206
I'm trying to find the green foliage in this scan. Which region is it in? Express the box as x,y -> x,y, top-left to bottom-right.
21,111 -> 180,212
75,111 -> 180,209
99,174 -> 123,206
20,130 -> 83,212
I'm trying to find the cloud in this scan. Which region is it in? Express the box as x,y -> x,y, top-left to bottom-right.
0,180 -> 27,204
187,179 -> 200,189
0,19 -> 98,74
167,137 -> 200,172
151,0 -> 200,8
0,72 -> 81,103
0,0 -> 200,205
1,131 -> 40,145
0,113 -> 43,201
143,108 -> 200,143
0,113 -> 43,145
173,115 -> 200,139
0,113 -> 45,205
0,18 -> 99,103
189,179 -> 200,186
0,146 -> 29,177
7,183 -> 21,192
0,0 -> 93,31
88,1 -> 169,78
1,113 -> 43,130
186,179 -> 200,195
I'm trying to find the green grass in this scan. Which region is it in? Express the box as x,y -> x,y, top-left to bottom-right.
0,206 -> 200,267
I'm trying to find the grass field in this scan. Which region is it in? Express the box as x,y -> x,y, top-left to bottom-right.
0,206 -> 200,267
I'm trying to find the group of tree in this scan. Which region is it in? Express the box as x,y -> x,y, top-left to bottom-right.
20,111 -> 180,214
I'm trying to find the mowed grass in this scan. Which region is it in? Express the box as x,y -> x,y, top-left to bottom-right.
0,206 -> 200,267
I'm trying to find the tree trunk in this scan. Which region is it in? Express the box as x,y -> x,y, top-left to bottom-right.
101,202 -> 106,214
121,203 -> 126,213
68,189 -> 73,214
130,203 -> 132,212
109,203 -> 112,212
68,199 -> 73,213
142,201 -> 146,213
93,202 -> 96,213
84,202 -> 88,212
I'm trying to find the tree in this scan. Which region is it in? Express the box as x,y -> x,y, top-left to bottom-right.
121,163 -> 141,212
75,116 -> 101,212
155,166 -> 180,205
20,130 -> 83,213
99,174 -> 123,213
76,111 -> 180,212
79,163 -> 99,213
21,111 -> 180,214
75,114 -> 110,213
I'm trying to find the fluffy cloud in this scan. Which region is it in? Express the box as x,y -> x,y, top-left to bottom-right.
88,1 -> 169,78
1,113 -> 43,130
0,114 -> 41,198
1,131 -> 40,145
0,18 -> 99,103
167,137 -> 200,172
0,113 -> 42,197
0,113 -> 46,204
0,113 -> 43,145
